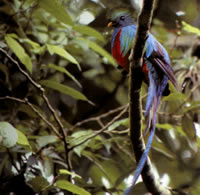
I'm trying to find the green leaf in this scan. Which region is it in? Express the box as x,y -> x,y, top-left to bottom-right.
182,21 -> 200,35
128,182 -> 149,195
0,122 -> 18,148
18,104 -> 39,118
19,38 -> 46,54
70,130 -> 97,156
182,114 -> 195,140
176,126 -> 186,136
162,92 -> 186,102
59,169 -> 82,179
42,63 -> 81,88
37,135 -> 58,148
5,33 -> 19,39
108,118 -> 129,131
39,0 -> 72,25
16,130 -> 31,147
183,101 -> 200,113
152,138 -> 174,159
47,44 -> 81,70
56,180 -> 91,195
29,176 -> 49,192
70,130 -> 96,147
73,25 -> 105,42
40,79 -> 88,101
20,38 -> 40,50
5,34 -> 33,73
156,123 -> 174,130
88,160 -> 121,187
76,38 -> 118,67
24,0 -> 36,7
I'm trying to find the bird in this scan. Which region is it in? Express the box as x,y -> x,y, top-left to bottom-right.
108,11 -> 176,194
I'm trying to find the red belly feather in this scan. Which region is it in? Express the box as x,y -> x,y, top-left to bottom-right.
112,29 -> 129,70
112,29 -> 149,79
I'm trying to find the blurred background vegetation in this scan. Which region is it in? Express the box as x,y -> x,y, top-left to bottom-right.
0,0 -> 200,194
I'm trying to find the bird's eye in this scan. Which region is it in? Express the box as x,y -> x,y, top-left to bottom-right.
120,16 -> 125,20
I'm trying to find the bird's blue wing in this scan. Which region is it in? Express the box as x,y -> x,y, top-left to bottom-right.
145,34 -> 176,87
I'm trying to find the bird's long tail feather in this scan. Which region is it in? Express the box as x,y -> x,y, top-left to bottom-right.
124,123 -> 156,195
124,62 -> 168,195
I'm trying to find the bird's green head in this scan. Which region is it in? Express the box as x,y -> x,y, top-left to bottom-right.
107,10 -> 133,28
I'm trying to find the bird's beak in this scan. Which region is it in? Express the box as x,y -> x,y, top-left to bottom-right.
107,21 -> 113,27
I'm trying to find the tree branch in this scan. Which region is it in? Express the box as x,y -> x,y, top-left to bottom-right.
71,104 -> 128,130
69,105 -> 128,151
0,96 -> 62,138
129,0 -> 171,194
0,48 -> 72,171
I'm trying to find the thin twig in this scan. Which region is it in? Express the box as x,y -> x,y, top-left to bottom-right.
71,104 -> 128,130
0,96 -> 62,138
69,105 -> 129,150
0,48 -> 71,171
0,48 -> 65,136
110,129 -> 129,134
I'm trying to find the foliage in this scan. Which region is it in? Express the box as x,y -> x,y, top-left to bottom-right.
0,0 -> 200,194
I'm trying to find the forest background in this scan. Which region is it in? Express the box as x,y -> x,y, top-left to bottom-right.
0,0 -> 200,194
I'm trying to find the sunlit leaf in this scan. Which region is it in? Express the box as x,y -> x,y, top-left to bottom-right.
24,0 -> 36,7
73,25 -> 105,42
40,79 -> 88,101
175,126 -> 186,136
39,0 -> 72,25
156,123 -> 174,130
56,180 -> 91,195
43,157 -> 53,178
183,101 -> 200,113
59,169 -> 82,179
70,130 -> 97,156
5,33 -> 19,39
5,34 -> 32,73
108,118 -> 129,131
162,92 -> 186,102
0,122 -> 18,148
47,44 -> 81,70
20,38 -> 40,50
76,38 -> 118,67
41,63 -> 81,88
70,130 -> 96,146
16,129 -> 31,148
182,21 -> 200,35
37,135 -> 58,148
19,38 -> 46,54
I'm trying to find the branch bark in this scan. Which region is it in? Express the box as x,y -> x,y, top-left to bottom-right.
129,0 -> 171,194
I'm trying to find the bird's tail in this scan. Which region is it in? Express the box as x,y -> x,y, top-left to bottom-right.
124,63 -> 168,195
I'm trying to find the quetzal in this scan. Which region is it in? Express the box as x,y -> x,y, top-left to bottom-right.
108,11 -> 176,194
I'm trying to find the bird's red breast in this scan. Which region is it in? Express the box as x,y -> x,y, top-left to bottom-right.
112,29 -> 149,79
112,29 -> 129,70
